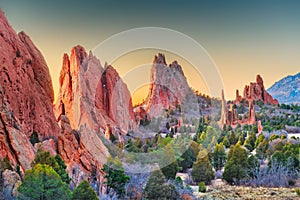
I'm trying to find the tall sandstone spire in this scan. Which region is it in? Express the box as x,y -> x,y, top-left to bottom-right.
144,53 -> 193,116
54,46 -> 136,132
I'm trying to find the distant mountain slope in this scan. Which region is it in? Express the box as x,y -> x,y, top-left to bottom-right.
267,72 -> 300,104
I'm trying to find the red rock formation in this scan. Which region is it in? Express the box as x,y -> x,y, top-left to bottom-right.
220,89 -> 256,127
0,9 -> 59,139
95,65 -> 136,131
58,115 -> 109,188
0,98 -> 35,171
258,120 -> 263,134
144,53 -> 193,116
248,101 -> 256,125
235,89 -> 242,104
243,75 -> 279,106
55,46 -> 136,132
135,106 -> 150,123
54,46 -> 137,186
0,9 -> 58,170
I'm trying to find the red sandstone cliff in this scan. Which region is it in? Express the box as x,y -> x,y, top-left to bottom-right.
0,9 -> 59,171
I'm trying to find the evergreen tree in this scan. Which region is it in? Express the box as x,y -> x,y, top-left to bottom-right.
222,136 -> 230,148
55,155 -> 71,184
178,148 -> 195,172
254,134 -> 265,148
223,144 -> 248,184
143,169 -> 179,200
72,180 -> 98,200
102,157 -> 130,198
212,143 -> 226,171
247,155 -> 260,178
229,131 -> 236,145
160,145 -> 178,179
191,149 -> 214,184
255,139 -> 268,160
244,132 -> 256,152
17,164 -> 71,200
31,150 -> 70,184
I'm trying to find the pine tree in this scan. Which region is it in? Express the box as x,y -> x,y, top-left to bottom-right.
102,157 -> 130,198
17,164 -> 71,200
143,169 -> 179,200
229,131 -> 236,145
247,155 -> 260,178
222,136 -> 230,148
223,143 -> 248,184
212,143 -> 226,171
178,148 -> 195,172
72,180 -> 98,200
160,145 -> 178,179
31,150 -> 70,184
191,149 -> 214,184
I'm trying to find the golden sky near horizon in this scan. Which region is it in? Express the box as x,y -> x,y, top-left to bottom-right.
1,0 -> 300,104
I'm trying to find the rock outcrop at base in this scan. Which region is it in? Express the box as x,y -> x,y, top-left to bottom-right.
57,115 -> 109,189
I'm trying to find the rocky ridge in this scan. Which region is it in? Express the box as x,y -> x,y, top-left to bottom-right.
236,75 -> 278,106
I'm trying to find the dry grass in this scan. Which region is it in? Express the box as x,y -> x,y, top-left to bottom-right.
195,186 -> 300,200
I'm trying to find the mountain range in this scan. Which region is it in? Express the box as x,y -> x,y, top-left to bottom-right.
267,72 -> 300,104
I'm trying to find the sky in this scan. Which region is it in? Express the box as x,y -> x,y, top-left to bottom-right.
1,0 -> 300,104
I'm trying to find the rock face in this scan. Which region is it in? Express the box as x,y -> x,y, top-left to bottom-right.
2,170 -> 22,200
242,75 -> 278,106
0,10 -> 59,139
54,46 -> 137,187
0,95 -> 35,171
0,9 -> 58,171
144,53 -> 193,116
54,46 -> 136,133
57,115 -> 109,189
267,72 -> 300,104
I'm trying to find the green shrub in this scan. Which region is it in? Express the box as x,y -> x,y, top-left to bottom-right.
198,182 -> 206,193
296,188 -> 300,197
72,180 -> 98,200
17,164 -> 71,199
0,157 -> 12,172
